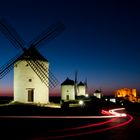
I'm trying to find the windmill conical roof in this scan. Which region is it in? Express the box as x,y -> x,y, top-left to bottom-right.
95,90 -> 100,93
18,47 -> 48,62
61,78 -> 74,85
78,81 -> 85,86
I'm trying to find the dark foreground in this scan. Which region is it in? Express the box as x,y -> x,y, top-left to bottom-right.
0,112 -> 138,140
0,96 -> 139,140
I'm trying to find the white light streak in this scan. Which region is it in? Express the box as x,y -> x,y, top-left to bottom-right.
0,108 -> 126,119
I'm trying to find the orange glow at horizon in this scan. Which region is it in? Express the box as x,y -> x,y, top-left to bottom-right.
0,87 -> 13,96
0,87 -> 60,97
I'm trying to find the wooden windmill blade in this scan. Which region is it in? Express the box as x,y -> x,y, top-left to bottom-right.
27,60 -> 55,88
0,18 -> 25,50
38,61 -> 59,87
26,60 -> 49,87
26,52 -> 58,88
48,70 -> 59,87
33,60 -> 56,88
29,22 -> 65,49
0,19 -> 26,79
0,53 -> 22,79
34,60 -> 59,88
0,19 -> 63,89
0,19 -> 65,52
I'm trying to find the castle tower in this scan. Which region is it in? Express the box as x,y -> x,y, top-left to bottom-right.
132,89 -> 137,97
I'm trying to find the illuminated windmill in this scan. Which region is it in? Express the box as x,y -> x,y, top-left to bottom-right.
0,19 -> 64,104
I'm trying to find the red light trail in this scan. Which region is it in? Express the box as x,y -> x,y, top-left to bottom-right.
34,114 -> 133,140
0,107 -> 127,119
49,117 -> 118,132
0,108 -> 133,140
29,108 -> 133,140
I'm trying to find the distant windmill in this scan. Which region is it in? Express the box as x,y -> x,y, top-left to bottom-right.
0,19 -> 65,103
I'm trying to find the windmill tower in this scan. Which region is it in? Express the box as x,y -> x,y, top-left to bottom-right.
77,81 -> 86,96
0,19 -> 64,104
61,78 -> 75,101
14,48 -> 49,103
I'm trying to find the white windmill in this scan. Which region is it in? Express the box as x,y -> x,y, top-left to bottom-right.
0,19 -> 64,104
77,81 -> 86,96
61,78 -> 75,101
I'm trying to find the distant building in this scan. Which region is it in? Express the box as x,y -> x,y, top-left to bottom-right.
93,89 -> 102,99
61,78 -> 75,101
103,96 -> 116,103
109,97 -> 116,103
137,97 -> 140,103
115,88 -> 137,102
77,81 -> 86,96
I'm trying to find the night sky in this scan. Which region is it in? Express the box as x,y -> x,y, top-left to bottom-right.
0,0 -> 140,96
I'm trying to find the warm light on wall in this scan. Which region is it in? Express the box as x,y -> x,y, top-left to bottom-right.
115,88 -> 137,102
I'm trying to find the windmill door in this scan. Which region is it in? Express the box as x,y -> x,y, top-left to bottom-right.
28,89 -> 34,102
66,95 -> 69,100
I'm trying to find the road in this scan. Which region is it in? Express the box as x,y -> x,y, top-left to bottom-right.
0,108 -> 136,140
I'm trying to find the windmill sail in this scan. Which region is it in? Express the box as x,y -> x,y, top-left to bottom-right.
34,60 -> 59,88
0,18 -> 25,50
18,47 -> 59,88
0,18 -> 64,91
29,22 -> 65,49
0,53 -> 22,79
26,60 -> 49,87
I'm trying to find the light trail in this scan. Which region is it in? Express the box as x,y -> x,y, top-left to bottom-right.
0,115 -> 124,119
49,108 -> 127,132
34,114 -> 133,140
101,107 -> 126,117
0,108 -> 127,119
29,108 -> 132,140
49,117 -> 117,132
108,108 -> 127,117
0,107 -> 131,140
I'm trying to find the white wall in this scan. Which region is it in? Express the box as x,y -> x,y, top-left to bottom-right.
93,93 -> 101,99
61,85 -> 75,100
77,85 -> 86,96
14,60 -> 49,104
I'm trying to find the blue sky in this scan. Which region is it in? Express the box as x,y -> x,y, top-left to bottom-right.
0,0 -> 140,96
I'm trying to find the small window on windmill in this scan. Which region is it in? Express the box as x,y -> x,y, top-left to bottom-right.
15,64 -> 17,67
29,79 -> 32,82
26,64 -> 29,67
